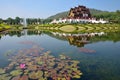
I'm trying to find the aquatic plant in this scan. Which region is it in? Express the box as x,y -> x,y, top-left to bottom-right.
19,75 -> 28,80
11,76 -> 20,80
38,77 -> 47,80
37,61 -> 44,65
73,75 -> 81,78
0,74 -> 11,80
59,54 -> 66,59
2,44 -> 82,80
20,63 -> 26,69
0,68 -> 5,74
36,71 -> 43,77
10,70 -> 22,76
29,71 -> 42,79
27,65 -> 38,71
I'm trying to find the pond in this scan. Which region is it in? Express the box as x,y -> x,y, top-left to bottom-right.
0,30 -> 120,80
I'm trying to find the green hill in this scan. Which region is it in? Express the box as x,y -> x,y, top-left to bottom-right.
89,8 -> 109,15
47,11 -> 69,20
47,9 -> 109,20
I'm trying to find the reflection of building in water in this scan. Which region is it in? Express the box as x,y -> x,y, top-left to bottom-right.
51,32 -> 92,47
67,35 -> 90,47
51,32 -> 106,47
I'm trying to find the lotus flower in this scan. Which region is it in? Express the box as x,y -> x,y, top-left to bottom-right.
20,63 -> 26,69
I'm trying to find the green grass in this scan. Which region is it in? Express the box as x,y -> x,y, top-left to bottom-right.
59,25 -> 76,32
1,23 -> 120,33
0,24 -> 11,31
32,23 -> 120,33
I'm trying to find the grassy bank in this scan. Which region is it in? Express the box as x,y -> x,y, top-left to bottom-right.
35,23 -> 120,33
0,24 -> 11,32
1,23 -> 120,33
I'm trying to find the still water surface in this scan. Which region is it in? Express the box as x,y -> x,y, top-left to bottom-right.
0,30 -> 120,80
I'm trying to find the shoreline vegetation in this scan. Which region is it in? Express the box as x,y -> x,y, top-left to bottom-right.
0,23 -> 120,33
0,24 -> 11,32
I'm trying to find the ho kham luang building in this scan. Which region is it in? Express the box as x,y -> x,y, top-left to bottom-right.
68,5 -> 91,19
51,5 -> 108,24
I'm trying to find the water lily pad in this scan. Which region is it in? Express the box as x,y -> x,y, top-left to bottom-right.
11,76 -> 20,80
29,71 -> 43,79
73,75 -> 81,78
10,70 -> 22,76
0,68 -> 5,74
59,55 -> 66,59
37,61 -> 43,65
0,74 -> 11,80
36,71 -> 43,77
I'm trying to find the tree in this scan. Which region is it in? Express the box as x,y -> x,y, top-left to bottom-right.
116,10 -> 120,15
42,19 -> 52,24
0,18 -> 3,24
7,18 -> 13,25
37,18 -> 41,24
15,17 -> 21,25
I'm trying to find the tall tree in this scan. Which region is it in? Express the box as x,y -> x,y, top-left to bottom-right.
15,17 -> 21,25
37,18 -> 41,24
0,18 -> 3,24
7,18 -> 13,25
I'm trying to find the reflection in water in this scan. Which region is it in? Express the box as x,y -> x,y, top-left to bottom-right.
21,29 -> 28,36
0,30 -> 42,39
50,32 -> 106,47
1,30 -> 120,46
19,41 -> 37,45
0,44 -> 82,80
0,30 -> 120,80
0,35 -> 1,39
79,47 -> 96,53
67,35 -> 90,47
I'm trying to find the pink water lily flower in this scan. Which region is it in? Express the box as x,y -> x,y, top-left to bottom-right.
20,63 -> 26,69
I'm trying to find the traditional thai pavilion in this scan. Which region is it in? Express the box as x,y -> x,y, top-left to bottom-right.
50,5 -> 108,24
68,5 -> 91,19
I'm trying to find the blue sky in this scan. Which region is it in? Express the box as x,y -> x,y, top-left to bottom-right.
0,0 -> 119,19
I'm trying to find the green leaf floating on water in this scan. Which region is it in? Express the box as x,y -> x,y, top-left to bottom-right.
37,61 -> 44,65
0,68 -> 5,74
36,71 -> 43,77
10,70 -> 22,76
39,77 -> 47,80
59,54 -> 66,59
72,68 -> 78,71
0,74 -> 11,80
73,75 -> 81,78
29,71 -> 43,79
